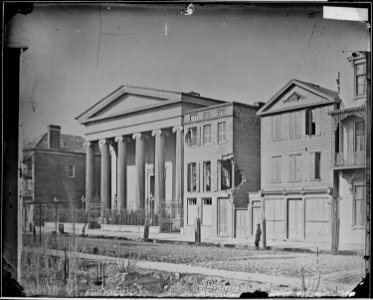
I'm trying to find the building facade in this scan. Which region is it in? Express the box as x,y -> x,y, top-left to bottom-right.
76,85 -> 226,229
251,80 -> 341,243
183,102 -> 261,238
22,125 -> 86,227
329,52 -> 368,251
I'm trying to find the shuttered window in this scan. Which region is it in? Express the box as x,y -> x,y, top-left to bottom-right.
187,198 -> 197,225
305,108 -> 320,136
271,156 -> 281,182
289,154 -> 302,181
218,122 -> 226,143
187,163 -> 197,192
203,161 -> 211,191
289,111 -> 301,139
271,115 -> 281,141
355,121 -> 365,152
203,124 -> 212,145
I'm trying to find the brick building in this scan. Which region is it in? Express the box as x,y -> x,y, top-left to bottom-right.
22,125 -> 86,227
183,102 -> 261,238
250,79 -> 341,243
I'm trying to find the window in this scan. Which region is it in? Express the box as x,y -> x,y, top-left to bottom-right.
218,109 -> 226,116
189,127 -> 198,146
271,115 -> 281,141
67,164 -> 75,178
289,154 -> 302,181
203,124 -> 212,145
305,108 -> 321,136
187,198 -> 197,225
219,160 -> 232,190
355,64 -> 366,97
355,121 -> 365,152
353,185 -> 365,226
190,114 -> 198,122
218,122 -> 226,143
310,152 -> 321,180
203,112 -> 211,119
187,163 -> 197,192
203,161 -> 211,191
271,156 -> 281,183
202,198 -> 212,225
289,111 -> 301,139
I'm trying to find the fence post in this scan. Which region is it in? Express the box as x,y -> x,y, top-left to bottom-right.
144,199 -> 150,242
195,217 -> 201,244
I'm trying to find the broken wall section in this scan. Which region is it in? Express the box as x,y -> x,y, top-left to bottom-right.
232,103 -> 261,207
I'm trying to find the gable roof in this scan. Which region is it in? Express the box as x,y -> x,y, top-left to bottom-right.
76,84 -> 226,125
257,79 -> 341,116
24,133 -> 85,153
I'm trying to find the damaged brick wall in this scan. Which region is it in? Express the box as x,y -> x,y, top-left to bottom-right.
232,103 -> 261,207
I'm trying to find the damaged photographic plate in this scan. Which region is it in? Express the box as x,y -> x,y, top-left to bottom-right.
3,2 -> 371,298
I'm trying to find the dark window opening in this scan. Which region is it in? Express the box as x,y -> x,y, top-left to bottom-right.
220,160 -> 232,190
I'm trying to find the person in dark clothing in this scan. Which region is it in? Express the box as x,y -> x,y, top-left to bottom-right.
254,223 -> 262,250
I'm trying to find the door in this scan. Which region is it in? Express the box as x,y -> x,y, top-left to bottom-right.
287,199 -> 303,239
235,209 -> 248,238
305,197 -> 330,242
252,206 -> 261,235
218,198 -> 229,236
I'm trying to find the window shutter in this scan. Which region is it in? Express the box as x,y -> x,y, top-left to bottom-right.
217,161 -> 221,191
305,109 -> 311,135
196,162 -> 200,192
187,164 -> 191,192
315,152 -> 321,179
296,155 -> 301,180
271,158 -> 275,181
197,126 -> 201,145
310,153 -> 315,179
315,108 -> 321,135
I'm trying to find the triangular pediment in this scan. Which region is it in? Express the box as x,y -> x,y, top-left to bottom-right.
91,94 -> 164,119
257,79 -> 340,116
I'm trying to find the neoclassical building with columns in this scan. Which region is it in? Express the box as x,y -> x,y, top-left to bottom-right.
76,85 -> 226,228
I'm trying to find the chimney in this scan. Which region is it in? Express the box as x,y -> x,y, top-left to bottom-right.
254,101 -> 265,108
48,125 -> 61,148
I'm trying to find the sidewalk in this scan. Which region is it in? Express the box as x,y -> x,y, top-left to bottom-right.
31,226 -> 364,255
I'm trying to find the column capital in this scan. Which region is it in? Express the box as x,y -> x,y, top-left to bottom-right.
83,141 -> 93,149
115,136 -> 131,143
132,132 -> 149,140
172,126 -> 184,133
98,139 -> 111,149
151,129 -> 168,137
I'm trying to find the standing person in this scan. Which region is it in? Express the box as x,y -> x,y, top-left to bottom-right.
255,223 -> 262,250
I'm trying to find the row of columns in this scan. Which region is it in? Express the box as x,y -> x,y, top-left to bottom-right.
84,126 -> 184,213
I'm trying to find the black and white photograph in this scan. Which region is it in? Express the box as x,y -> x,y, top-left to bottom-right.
2,2 -> 371,297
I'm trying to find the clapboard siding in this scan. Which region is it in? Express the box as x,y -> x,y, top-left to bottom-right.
261,105 -> 334,190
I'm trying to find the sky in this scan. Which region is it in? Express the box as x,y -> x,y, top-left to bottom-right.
6,3 -> 370,142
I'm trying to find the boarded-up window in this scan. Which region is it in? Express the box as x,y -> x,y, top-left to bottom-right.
289,154 -> 302,181
310,152 -> 321,180
187,163 -> 197,192
220,160 -> 232,190
271,156 -> 281,182
289,111 -> 301,139
203,161 -> 211,191
354,185 -> 365,226
202,198 -> 212,225
271,115 -> 281,141
187,198 -> 197,225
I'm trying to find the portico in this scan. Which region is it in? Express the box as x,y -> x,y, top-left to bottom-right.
76,85 -> 225,229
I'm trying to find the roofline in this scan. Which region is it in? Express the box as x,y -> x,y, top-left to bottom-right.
259,101 -> 339,116
79,91 -> 229,125
183,100 -> 259,115
257,79 -> 341,116
23,147 -> 85,155
75,85 -> 125,121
